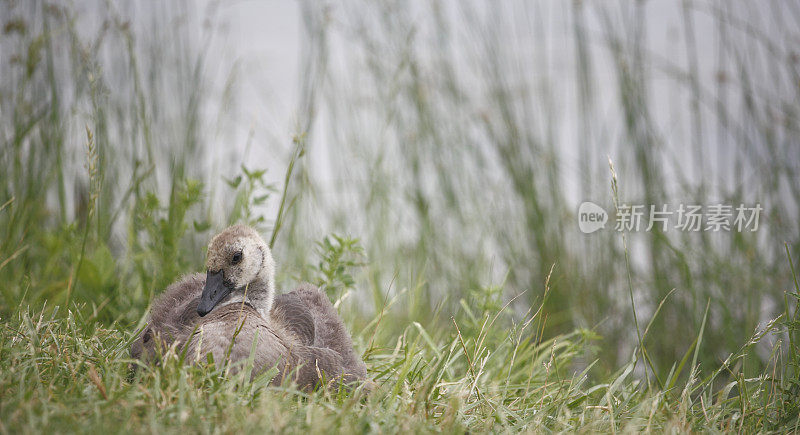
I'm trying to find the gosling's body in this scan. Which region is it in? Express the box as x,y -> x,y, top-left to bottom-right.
130,225 -> 367,390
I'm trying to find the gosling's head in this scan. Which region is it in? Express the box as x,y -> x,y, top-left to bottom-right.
197,224 -> 276,318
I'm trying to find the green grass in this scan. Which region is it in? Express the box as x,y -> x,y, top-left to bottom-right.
0,278 -> 798,432
1,0 -> 800,433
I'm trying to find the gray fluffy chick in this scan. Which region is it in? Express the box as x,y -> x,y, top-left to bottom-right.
130,224 -> 368,392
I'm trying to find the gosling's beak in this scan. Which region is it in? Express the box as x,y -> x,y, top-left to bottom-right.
197,270 -> 232,317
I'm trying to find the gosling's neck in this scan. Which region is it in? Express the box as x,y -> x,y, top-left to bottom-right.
216,276 -> 275,319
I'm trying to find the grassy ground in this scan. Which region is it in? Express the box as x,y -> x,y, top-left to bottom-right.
1,274 -> 798,432
1,0 -> 800,433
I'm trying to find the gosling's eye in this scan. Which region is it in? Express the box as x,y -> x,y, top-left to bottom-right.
232,251 -> 243,264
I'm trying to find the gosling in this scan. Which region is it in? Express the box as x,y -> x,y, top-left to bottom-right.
130,224 -> 368,391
